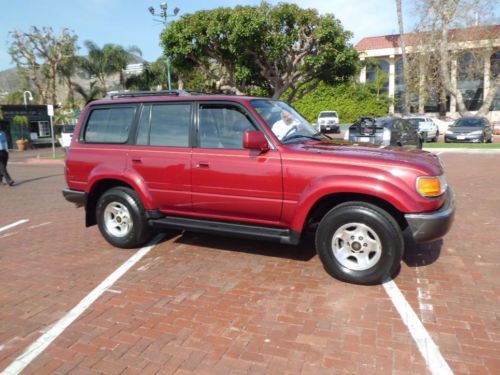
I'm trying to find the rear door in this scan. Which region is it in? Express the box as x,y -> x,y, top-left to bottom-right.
191,102 -> 283,224
127,102 -> 193,213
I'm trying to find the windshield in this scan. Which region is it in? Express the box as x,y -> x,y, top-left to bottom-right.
62,125 -> 75,133
407,118 -> 425,126
454,118 -> 485,127
319,112 -> 337,118
250,99 -> 320,143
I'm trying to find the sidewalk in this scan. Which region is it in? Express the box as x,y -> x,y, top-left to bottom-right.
8,146 -> 66,165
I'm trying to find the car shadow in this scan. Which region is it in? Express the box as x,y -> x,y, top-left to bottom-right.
170,230 -> 317,262
402,228 -> 443,267
12,174 -> 63,186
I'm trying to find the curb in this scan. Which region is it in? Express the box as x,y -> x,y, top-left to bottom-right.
24,158 -> 65,165
424,148 -> 500,154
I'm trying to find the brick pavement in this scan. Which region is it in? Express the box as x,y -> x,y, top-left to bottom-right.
0,153 -> 499,374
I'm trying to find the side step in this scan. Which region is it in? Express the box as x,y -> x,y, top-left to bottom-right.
149,216 -> 301,245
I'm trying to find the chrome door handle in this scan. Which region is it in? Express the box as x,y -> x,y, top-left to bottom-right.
197,161 -> 210,168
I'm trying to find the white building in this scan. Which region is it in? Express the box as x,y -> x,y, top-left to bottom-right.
355,25 -> 499,121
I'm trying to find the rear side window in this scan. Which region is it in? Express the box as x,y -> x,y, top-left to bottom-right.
84,107 -> 135,143
136,103 -> 191,147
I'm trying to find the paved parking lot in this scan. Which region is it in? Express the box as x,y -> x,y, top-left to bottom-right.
0,148 -> 499,374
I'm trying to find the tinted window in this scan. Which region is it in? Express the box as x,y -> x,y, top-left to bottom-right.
319,112 -> 337,118
148,104 -> 191,147
85,107 -> 135,143
199,104 -> 256,149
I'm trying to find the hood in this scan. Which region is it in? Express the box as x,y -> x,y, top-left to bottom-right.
449,126 -> 484,133
286,139 -> 443,175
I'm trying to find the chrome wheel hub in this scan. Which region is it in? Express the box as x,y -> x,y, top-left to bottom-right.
331,223 -> 382,271
104,202 -> 133,238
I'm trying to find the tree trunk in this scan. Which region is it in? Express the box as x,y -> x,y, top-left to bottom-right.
476,75 -> 499,116
395,0 -> 411,115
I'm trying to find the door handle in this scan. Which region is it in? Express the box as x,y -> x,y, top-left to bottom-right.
131,158 -> 142,163
197,161 -> 210,168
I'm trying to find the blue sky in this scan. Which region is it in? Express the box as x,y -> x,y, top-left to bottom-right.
0,0 -> 456,71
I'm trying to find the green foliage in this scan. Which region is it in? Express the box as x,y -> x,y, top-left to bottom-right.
293,82 -> 391,123
126,58 -> 168,91
161,2 -> 358,99
12,115 -> 30,141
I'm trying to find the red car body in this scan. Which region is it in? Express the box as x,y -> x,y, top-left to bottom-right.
64,93 -> 454,284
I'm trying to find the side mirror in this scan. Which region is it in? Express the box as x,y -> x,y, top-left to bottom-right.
243,131 -> 270,151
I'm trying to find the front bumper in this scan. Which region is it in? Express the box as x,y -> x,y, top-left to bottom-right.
445,134 -> 482,143
320,124 -> 340,133
62,188 -> 87,207
405,189 -> 455,243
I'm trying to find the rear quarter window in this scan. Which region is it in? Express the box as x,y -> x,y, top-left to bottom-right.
84,107 -> 136,143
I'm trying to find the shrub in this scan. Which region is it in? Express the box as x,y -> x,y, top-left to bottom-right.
292,82 -> 391,123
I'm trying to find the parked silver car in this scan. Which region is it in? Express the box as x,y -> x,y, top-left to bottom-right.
344,117 -> 422,149
406,116 -> 439,142
445,117 -> 493,143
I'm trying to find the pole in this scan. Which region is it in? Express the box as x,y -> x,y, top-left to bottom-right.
166,58 -> 172,90
50,115 -> 55,159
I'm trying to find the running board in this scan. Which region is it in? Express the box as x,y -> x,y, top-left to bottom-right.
149,216 -> 301,245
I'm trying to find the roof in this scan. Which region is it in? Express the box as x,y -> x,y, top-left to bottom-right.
355,24 -> 500,51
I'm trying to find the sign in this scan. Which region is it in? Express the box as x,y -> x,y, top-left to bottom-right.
47,105 -> 54,117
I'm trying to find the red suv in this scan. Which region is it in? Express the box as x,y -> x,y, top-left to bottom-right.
63,91 -> 455,284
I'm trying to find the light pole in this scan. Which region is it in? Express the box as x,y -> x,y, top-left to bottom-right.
148,2 -> 180,91
23,90 -> 33,107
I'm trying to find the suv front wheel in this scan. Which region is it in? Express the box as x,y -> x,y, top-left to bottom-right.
315,202 -> 403,284
96,187 -> 153,248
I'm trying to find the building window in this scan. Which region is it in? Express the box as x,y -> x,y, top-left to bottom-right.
366,59 -> 389,96
38,121 -> 51,137
457,52 -> 484,111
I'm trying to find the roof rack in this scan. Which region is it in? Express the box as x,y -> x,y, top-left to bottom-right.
107,90 -> 193,99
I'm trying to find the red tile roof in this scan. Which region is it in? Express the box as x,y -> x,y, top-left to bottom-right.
355,24 -> 500,51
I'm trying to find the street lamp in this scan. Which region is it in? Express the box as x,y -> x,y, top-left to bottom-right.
23,90 -> 33,107
148,2 -> 180,90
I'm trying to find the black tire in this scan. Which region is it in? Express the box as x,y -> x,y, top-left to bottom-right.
315,202 -> 403,285
96,187 -> 153,248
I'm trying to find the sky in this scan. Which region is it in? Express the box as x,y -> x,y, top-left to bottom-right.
0,0 -> 461,72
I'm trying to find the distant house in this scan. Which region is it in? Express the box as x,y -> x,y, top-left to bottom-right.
0,105 -> 51,149
355,24 -> 500,121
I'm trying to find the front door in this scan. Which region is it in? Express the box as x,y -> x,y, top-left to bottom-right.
191,102 -> 283,224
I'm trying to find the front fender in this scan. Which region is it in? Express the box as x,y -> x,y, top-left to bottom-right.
290,175 -> 420,232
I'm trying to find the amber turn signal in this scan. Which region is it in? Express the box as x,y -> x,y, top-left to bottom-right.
416,176 -> 446,197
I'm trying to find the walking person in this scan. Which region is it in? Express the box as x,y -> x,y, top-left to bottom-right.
0,130 -> 14,186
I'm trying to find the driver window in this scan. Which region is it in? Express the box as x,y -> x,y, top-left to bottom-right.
199,104 -> 255,149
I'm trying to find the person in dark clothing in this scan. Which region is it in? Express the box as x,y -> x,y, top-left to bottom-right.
0,130 -> 14,186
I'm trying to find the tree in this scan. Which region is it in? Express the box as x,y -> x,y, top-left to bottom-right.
9,27 -> 78,107
58,55 -> 81,106
125,58 -> 168,91
80,41 -> 142,93
161,2 -> 358,101
395,0 -> 411,114
74,81 -> 103,104
410,0 -> 498,116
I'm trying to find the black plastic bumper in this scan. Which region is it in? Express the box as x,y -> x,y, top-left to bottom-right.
62,188 -> 87,207
405,189 -> 455,243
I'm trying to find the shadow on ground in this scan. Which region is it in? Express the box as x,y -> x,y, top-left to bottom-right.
402,228 -> 443,267
13,174 -> 63,186
168,230 -> 317,262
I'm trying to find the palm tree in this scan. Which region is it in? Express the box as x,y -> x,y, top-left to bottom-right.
80,41 -> 142,93
74,81 -> 104,104
58,55 -> 81,106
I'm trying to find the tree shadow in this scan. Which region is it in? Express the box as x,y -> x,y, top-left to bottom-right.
402,228 -> 443,267
168,230 -> 317,262
12,174 -> 63,186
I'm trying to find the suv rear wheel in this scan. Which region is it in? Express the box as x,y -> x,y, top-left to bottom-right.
315,202 -> 403,284
96,187 -> 153,248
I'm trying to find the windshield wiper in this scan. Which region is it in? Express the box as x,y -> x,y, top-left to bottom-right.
282,134 -> 321,143
314,132 -> 332,140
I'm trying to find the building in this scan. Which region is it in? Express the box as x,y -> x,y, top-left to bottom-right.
355,25 -> 500,121
0,105 -> 52,149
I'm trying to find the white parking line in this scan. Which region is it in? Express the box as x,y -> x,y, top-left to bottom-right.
383,279 -> 453,375
0,220 -> 29,234
0,235 -> 164,375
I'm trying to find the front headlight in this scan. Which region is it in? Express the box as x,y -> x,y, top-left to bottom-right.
445,130 -> 453,135
416,175 -> 448,197
469,130 -> 482,135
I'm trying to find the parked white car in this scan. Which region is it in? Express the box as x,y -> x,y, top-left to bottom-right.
405,117 -> 439,142
58,124 -> 75,149
317,111 -> 340,133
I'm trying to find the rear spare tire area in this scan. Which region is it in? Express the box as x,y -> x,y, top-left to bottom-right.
96,187 -> 153,248
315,202 -> 403,285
